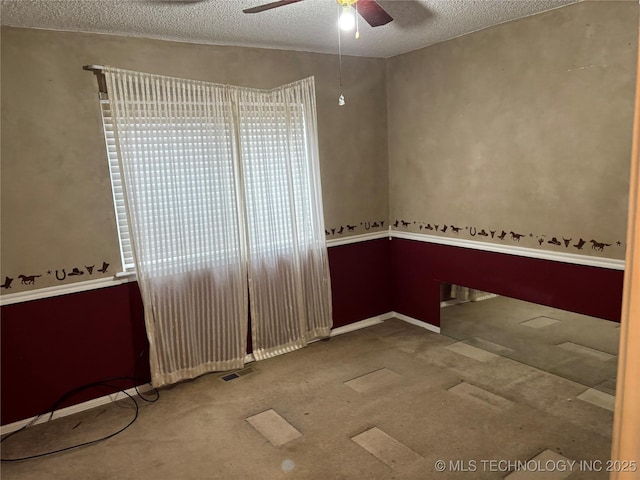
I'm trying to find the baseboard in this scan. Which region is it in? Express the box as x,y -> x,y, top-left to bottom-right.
391,311 -> 441,333
0,384 -> 154,435
330,310 -> 441,335
329,312 -> 394,337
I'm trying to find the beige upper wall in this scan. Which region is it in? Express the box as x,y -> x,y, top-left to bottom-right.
387,1 -> 638,259
0,27 -> 388,293
2,1 -> 636,295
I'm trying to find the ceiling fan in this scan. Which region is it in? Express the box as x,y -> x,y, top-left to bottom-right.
243,0 -> 393,28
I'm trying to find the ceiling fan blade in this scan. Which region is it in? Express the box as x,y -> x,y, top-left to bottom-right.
357,0 -> 393,27
243,0 -> 304,14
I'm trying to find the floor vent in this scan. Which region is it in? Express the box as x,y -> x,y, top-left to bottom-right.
221,367 -> 255,382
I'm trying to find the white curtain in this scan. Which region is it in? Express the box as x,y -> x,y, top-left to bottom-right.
104,68 -> 332,386
237,79 -> 332,360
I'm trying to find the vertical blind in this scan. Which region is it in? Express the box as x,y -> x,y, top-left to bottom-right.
101,90 -> 319,274
100,96 -> 134,271
101,85 -> 243,276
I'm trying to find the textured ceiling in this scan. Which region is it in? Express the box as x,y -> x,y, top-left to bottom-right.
1,0 -> 578,58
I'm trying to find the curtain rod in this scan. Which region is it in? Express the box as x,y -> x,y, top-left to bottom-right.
83,64 -> 107,93
83,64 -> 105,72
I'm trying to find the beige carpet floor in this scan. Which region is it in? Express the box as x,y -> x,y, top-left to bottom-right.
1,317 -> 614,479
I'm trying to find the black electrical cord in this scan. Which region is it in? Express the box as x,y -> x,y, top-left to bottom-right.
1,354 -> 159,462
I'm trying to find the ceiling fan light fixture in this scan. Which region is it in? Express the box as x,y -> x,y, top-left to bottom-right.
339,5 -> 355,31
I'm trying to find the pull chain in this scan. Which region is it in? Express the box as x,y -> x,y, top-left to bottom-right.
337,5 -> 345,106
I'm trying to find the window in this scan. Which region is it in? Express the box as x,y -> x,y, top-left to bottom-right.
239,103 -> 316,258
100,94 -> 316,273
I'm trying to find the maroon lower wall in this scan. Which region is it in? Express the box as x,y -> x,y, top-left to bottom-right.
1,239 -> 391,425
1,237 -> 622,425
1,282 -> 149,426
391,238 -> 624,326
328,238 -> 392,328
